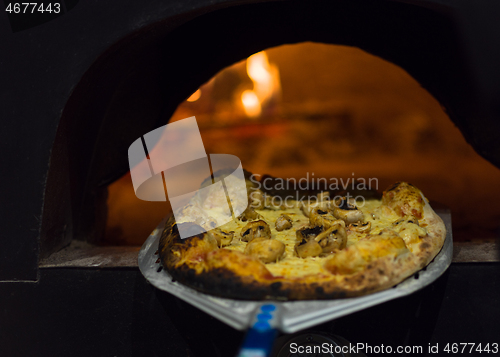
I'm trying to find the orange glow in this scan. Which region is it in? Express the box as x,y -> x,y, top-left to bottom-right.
241,51 -> 281,118
105,43 -> 500,246
187,89 -> 201,102
241,90 -> 261,118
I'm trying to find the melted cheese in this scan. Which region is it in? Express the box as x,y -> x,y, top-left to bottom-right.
219,207 -> 327,277
171,195 -> 427,278
213,198 -> 428,278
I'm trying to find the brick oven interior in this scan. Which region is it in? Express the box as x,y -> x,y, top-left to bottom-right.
105,42 -> 500,248
38,0 -> 500,259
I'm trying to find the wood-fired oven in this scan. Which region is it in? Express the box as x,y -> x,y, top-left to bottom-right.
1,0 -> 499,356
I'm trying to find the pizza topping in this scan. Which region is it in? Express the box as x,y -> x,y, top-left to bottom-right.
249,189 -> 284,210
296,225 -> 323,241
244,238 -> 286,263
275,214 -> 293,231
202,230 -> 220,251
249,189 -> 267,209
317,191 -> 330,202
294,220 -> 347,257
314,222 -> 347,253
300,192 -> 330,218
295,238 -> 323,258
207,228 -> 234,248
392,215 -> 419,227
238,207 -> 263,222
331,197 -> 364,224
240,220 -> 272,242
310,207 -> 344,229
371,204 -> 400,222
348,221 -> 372,233
337,196 -> 357,210
300,201 -> 315,217
391,217 -> 428,248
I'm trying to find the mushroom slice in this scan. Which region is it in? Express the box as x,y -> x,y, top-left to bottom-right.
392,215 -> 420,227
300,200 -> 316,218
275,214 -> 293,231
248,189 -> 267,209
207,228 -> 234,248
295,238 -> 323,258
348,221 -> 372,233
331,196 -> 364,224
237,207 -> 263,222
317,191 -> 330,202
314,222 -> 347,253
244,238 -> 286,263
296,225 -> 324,242
310,207 -> 342,230
240,220 -> 272,242
301,194 -> 331,218
249,189 -> 284,210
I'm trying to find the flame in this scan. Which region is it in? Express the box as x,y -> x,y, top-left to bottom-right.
187,89 -> 201,102
241,90 -> 262,118
241,51 -> 281,118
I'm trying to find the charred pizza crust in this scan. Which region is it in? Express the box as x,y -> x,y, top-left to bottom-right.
159,181 -> 446,300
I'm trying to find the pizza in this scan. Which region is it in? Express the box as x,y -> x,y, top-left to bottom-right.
158,172 -> 446,300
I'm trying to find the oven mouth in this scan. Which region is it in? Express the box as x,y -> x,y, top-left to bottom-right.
38,1 -> 500,267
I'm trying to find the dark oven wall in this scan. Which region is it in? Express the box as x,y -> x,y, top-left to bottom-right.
1,0 -> 500,281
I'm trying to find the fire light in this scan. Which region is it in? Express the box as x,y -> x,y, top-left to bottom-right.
241,51 -> 281,118
187,89 -> 202,102
241,90 -> 261,118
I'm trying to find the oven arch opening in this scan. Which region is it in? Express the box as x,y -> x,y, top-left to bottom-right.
39,0 -> 499,265
106,42 -> 500,248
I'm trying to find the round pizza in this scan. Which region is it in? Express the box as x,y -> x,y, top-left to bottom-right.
158,172 -> 446,300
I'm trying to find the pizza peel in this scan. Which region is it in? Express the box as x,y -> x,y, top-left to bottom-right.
138,209 -> 453,334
